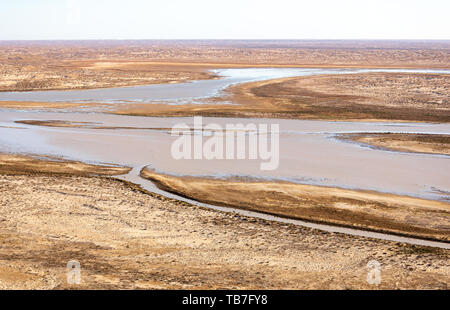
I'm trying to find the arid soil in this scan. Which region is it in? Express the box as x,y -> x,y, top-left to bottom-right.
110,72 -> 450,122
1,40 -> 449,92
0,153 -> 130,176
0,160 -> 449,289
0,44 -> 219,92
3,72 -> 448,123
0,60 -> 216,92
239,72 -> 450,121
0,101 -> 100,111
219,72 -> 450,122
338,133 -> 450,156
15,120 -> 172,131
141,169 -> 450,243
1,41 -> 450,289
1,41 -> 449,122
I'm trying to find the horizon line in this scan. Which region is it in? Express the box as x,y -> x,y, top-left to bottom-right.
1,38 -> 449,42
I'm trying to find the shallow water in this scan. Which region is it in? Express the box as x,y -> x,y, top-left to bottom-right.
1,111 -> 449,201
0,67 -> 449,247
1,68 -> 449,104
119,167 -> 450,249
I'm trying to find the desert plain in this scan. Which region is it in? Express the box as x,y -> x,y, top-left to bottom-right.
0,40 -> 449,289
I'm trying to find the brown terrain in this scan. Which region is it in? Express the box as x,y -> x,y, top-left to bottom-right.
0,153 -> 130,176
1,40 -> 449,92
5,71 -> 447,124
141,169 -> 450,243
1,41 -> 449,123
0,154 -> 449,289
233,72 -> 450,122
14,120 -> 173,131
1,41 -> 449,289
338,133 -> 450,156
112,72 -> 450,122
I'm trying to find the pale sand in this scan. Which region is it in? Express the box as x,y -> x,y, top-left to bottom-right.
0,173 -> 449,289
141,169 -> 450,242
0,154 -> 449,289
339,133 -> 450,156
0,153 -> 130,176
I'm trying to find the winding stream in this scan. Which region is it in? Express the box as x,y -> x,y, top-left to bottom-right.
1,67 -> 449,248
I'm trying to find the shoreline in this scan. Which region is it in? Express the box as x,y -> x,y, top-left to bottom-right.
140,168 -> 450,244
1,152 -> 449,289
336,133 -> 450,156
0,70 -> 448,124
2,62 -> 450,93
2,152 -> 449,248
1,40 -> 449,290
1,171 -> 448,289
108,71 -> 449,123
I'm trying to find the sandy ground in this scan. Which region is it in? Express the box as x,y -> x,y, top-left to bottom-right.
141,169 -> 450,242
1,40 -> 449,92
219,72 -> 450,122
1,41 -> 449,289
14,120 -> 172,131
108,72 -> 450,122
338,133 -> 450,156
3,72 -> 449,123
0,61 -> 216,92
1,41 -> 449,123
0,46 -> 217,92
0,154 -> 130,176
0,101 -> 101,111
0,169 -> 449,289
